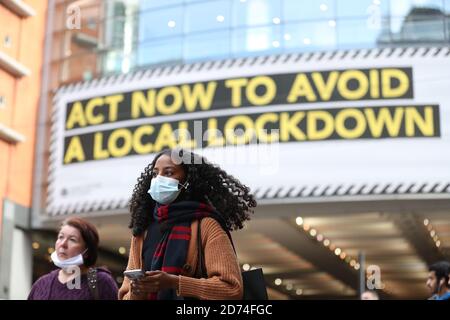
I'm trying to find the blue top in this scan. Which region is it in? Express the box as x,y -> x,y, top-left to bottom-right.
436,291 -> 450,300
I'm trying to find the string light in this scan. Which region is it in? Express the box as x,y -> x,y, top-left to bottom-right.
274,278 -> 282,286
425,218 -> 444,250
243,264 -> 250,271
294,219 -> 359,270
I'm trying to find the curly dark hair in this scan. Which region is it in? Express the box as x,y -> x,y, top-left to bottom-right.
129,149 -> 257,236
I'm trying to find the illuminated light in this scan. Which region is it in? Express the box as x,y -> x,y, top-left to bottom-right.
296,217 -> 303,226
334,248 -> 341,256
350,260 -> 356,267
303,38 -> 311,45
303,223 -> 310,232
316,234 -> 324,242
216,15 -> 225,22
272,41 -> 280,48
427,224 -> 433,231
286,283 -> 293,290
243,264 -> 251,271
274,278 -> 282,286
168,20 -> 176,28
32,242 -> 40,250
430,230 -> 436,237
329,244 -> 336,251
284,33 -> 291,41
345,256 -> 352,263
118,247 -> 126,255
433,235 -> 439,242
296,289 -> 303,295
310,229 -> 317,237
240,0 -> 246,2
116,276 -> 124,283
323,239 -> 330,247
423,219 -> 429,226
373,0 -> 381,5
355,263 -> 361,270
340,252 -> 346,260
328,20 -> 336,27
47,247 -> 55,254
436,240 -> 441,247
272,17 -> 281,24
320,4 -> 328,11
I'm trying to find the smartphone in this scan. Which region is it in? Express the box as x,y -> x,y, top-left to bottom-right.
123,269 -> 145,280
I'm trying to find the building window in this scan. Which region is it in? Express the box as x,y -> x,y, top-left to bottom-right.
4,35 -> 12,48
233,0 -> 281,27
0,96 -> 5,109
137,36 -> 183,67
185,0 -> 231,33
185,29 -> 231,61
284,0 -> 335,22
284,21 -> 337,52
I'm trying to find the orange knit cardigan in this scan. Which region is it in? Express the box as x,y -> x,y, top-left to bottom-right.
118,217 -> 243,300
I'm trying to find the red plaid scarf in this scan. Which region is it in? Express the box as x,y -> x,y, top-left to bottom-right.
148,201 -> 225,300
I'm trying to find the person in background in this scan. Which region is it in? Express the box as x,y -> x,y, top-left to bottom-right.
28,217 -> 118,300
119,148 -> 257,300
361,290 -> 379,300
426,261 -> 450,300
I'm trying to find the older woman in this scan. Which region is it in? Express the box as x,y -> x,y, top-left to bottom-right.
28,217 -> 118,300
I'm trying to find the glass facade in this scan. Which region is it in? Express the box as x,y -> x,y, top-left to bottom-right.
54,0 -> 450,84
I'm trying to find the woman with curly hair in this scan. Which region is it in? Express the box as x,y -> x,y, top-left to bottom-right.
118,148 -> 256,300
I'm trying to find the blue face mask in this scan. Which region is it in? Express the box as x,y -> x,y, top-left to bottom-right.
148,175 -> 188,204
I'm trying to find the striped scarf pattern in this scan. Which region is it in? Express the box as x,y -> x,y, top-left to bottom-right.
149,201 -> 222,300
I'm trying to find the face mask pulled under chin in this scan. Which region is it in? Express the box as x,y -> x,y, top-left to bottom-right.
51,250 -> 87,269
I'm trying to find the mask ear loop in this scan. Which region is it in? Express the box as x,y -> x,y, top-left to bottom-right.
179,181 -> 189,189
179,171 -> 190,190
81,248 -> 89,261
